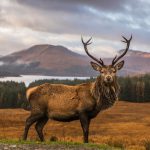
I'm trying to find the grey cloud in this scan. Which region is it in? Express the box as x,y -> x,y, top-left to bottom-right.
0,0 -> 149,56
12,1 -> 150,41
18,0 -> 127,12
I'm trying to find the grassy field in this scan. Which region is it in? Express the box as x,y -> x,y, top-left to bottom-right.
0,140 -> 118,150
0,101 -> 150,149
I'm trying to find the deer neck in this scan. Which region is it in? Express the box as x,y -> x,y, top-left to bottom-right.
91,76 -> 119,111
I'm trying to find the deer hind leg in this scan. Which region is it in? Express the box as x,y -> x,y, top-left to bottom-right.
79,113 -> 90,143
23,113 -> 44,140
35,116 -> 48,141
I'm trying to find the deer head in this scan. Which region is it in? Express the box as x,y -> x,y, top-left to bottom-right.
81,35 -> 132,85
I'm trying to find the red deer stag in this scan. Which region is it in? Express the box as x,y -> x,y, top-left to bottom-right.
23,35 -> 132,143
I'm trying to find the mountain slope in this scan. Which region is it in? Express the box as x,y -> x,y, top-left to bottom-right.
0,44 -> 92,76
0,44 -> 149,76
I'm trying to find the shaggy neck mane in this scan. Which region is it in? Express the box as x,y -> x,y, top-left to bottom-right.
91,76 -> 119,110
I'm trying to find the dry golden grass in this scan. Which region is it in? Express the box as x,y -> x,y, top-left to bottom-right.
0,101 -> 150,149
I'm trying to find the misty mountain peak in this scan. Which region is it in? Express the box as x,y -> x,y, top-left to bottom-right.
0,44 -> 149,76
119,49 -> 150,57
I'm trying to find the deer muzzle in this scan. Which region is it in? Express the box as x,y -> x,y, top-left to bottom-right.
104,75 -> 113,83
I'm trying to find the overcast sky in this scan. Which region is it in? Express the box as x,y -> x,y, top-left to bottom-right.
0,0 -> 150,57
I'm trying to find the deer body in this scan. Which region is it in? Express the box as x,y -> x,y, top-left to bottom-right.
23,35 -> 132,143
27,76 -> 118,120
28,83 -> 95,122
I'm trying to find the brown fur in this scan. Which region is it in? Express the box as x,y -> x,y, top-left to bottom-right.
28,83 -> 95,119
26,86 -> 38,100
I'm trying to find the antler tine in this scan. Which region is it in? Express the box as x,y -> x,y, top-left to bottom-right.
122,36 -> 128,41
112,35 -> 132,65
122,35 -> 132,43
112,55 -> 117,65
81,36 -> 104,66
81,36 -> 92,45
86,37 -> 92,44
100,58 -> 104,66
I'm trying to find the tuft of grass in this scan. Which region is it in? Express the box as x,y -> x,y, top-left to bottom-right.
144,140 -> 150,150
0,139 -> 122,150
49,136 -> 58,142
107,139 -> 125,149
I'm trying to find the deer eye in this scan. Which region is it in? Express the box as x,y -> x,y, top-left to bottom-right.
110,69 -> 116,73
112,69 -> 116,73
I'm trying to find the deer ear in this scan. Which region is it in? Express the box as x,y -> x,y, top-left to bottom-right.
90,61 -> 102,71
115,60 -> 124,70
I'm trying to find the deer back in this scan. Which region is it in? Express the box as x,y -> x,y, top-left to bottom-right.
27,83 -> 96,113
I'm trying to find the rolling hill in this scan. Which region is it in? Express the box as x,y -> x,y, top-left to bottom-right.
0,44 -> 91,76
0,44 -> 149,77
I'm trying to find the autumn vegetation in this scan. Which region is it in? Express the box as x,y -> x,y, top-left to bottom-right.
0,101 -> 149,149
0,74 -> 149,149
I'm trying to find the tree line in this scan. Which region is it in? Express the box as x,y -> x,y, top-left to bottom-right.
0,81 -> 27,108
0,74 -> 149,109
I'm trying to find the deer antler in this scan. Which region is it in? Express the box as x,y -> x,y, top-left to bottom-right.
81,36 -> 104,66
112,35 -> 132,66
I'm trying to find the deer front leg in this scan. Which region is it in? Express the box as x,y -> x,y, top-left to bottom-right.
79,113 -> 90,143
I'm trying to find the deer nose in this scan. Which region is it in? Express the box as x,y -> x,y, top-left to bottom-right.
106,76 -> 111,81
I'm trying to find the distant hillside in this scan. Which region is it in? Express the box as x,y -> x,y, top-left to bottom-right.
118,49 -> 150,75
0,44 -> 92,76
0,44 -> 149,76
